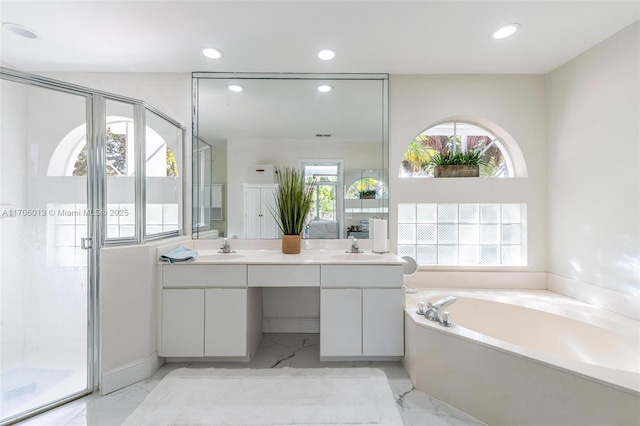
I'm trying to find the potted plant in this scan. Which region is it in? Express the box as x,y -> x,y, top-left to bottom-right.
269,166 -> 315,254
429,149 -> 485,178
359,189 -> 377,199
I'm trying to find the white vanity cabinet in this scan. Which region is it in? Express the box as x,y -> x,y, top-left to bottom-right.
320,265 -> 404,359
160,265 -> 260,358
244,184 -> 278,239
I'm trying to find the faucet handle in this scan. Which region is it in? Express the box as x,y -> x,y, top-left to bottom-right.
439,312 -> 453,327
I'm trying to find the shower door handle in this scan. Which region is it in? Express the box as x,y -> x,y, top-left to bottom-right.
81,238 -> 93,250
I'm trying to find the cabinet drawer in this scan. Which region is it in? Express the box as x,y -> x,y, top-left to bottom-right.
248,265 -> 320,287
163,265 -> 246,288
320,265 -> 402,288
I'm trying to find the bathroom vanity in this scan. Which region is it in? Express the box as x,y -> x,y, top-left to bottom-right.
158,250 -> 405,361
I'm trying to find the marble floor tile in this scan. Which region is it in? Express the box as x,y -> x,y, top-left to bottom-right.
18,334 -> 485,426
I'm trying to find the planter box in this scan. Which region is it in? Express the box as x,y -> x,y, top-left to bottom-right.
359,194 -> 376,199
434,165 -> 479,178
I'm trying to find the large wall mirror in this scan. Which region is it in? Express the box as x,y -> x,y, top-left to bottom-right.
192,73 -> 389,240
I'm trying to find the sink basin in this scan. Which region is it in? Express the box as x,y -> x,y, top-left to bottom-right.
331,254 -> 385,261
199,254 -> 245,260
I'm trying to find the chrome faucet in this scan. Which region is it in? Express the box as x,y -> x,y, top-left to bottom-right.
218,238 -> 236,254
418,296 -> 456,327
346,237 -> 364,253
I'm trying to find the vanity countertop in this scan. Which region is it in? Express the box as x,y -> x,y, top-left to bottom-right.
162,249 -> 405,265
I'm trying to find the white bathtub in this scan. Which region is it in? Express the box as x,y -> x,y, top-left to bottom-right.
403,290 -> 640,426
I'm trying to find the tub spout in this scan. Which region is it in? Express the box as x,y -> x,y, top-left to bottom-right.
423,296 -> 456,326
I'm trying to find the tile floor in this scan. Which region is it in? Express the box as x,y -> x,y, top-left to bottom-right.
19,334 -> 485,426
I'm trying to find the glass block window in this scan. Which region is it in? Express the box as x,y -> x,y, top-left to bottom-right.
398,203 -> 527,266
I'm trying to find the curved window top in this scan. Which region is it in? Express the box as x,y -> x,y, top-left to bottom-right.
346,177 -> 388,200
399,120 -> 525,178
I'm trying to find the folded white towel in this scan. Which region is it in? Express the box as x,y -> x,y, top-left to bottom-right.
159,246 -> 197,263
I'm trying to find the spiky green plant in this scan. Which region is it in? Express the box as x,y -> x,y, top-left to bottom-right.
268,166 -> 315,235
429,149 -> 486,166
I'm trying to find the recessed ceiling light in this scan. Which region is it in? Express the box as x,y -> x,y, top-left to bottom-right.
2,22 -> 38,39
202,47 -> 223,59
491,23 -> 520,40
317,84 -> 333,93
317,49 -> 336,61
228,84 -> 243,92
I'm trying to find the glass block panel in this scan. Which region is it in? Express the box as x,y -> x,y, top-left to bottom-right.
55,204 -> 76,224
480,224 -> 500,244
55,225 -> 76,246
459,245 -> 479,264
146,225 -> 163,235
459,204 -> 479,223
119,204 -> 135,225
416,204 -> 437,223
398,203 -> 416,223
437,224 -> 457,244
417,245 -> 437,265
438,245 -> 458,265
107,225 -> 120,238
480,204 -> 500,223
163,204 -> 179,225
146,204 -> 163,225
480,245 -> 500,264
119,225 -> 135,238
437,204 -> 458,223
417,224 -> 437,244
75,204 -> 88,225
501,204 -> 521,223
397,224 -> 417,244
397,245 -> 416,260
501,224 -> 521,244
459,224 -> 479,244
502,246 -> 522,265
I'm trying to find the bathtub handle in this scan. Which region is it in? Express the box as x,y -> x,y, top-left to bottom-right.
439,312 -> 453,327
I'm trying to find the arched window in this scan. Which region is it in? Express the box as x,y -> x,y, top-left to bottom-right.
399,120 -> 523,178
346,177 -> 388,200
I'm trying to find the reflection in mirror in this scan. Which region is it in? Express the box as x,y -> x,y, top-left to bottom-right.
192,73 -> 389,239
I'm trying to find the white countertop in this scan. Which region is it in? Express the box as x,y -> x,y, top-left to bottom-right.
163,249 -> 405,265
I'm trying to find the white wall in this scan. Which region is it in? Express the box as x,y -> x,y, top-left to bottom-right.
546,23 -> 640,305
389,74 -> 547,273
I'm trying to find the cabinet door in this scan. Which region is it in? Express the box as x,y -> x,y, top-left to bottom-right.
244,187 -> 262,238
161,289 -> 204,357
320,289 -> 362,357
204,289 -> 247,356
260,186 -> 278,239
362,288 -> 404,356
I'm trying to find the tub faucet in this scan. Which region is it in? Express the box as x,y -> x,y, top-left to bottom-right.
218,238 -> 236,254
346,237 -> 364,253
422,296 -> 456,327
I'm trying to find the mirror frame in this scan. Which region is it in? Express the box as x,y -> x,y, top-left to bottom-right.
191,72 -> 389,239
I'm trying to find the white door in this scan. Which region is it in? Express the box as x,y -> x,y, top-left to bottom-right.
260,186 -> 278,238
320,289 -> 362,357
204,289 -> 247,356
244,187 -> 262,238
362,289 -> 404,356
161,289 -> 205,356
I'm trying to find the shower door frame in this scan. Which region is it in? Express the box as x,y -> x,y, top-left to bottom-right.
0,68 -> 102,424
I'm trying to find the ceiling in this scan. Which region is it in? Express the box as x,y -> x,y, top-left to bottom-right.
0,1 -> 638,74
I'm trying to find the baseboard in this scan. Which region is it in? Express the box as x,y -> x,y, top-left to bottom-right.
263,317 -> 319,333
101,352 -> 163,395
547,273 -> 640,321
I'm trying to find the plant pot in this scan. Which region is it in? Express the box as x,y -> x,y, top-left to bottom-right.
359,194 -> 376,199
434,165 -> 480,178
282,234 -> 301,254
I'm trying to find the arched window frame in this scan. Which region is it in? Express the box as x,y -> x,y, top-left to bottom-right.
399,116 -> 527,178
